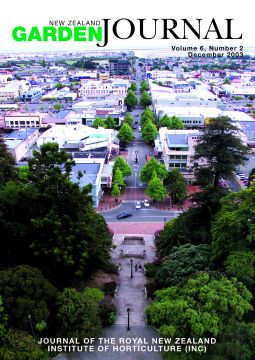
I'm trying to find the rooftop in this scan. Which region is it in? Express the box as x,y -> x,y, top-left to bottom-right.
4,128 -> 38,140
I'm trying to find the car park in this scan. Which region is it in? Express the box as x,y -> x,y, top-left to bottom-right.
117,211 -> 132,219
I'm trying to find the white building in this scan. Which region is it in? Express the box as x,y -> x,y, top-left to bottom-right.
4,112 -> 46,129
4,128 -> 39,162
79,79 -> 129,98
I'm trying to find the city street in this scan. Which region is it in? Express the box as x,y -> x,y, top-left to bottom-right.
101,201 -> 181,223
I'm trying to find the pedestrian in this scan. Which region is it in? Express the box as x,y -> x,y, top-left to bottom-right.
139,264 -> 142,271
135,264 -> 138,271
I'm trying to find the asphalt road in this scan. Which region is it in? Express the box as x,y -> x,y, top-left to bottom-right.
101,201 -> 181,223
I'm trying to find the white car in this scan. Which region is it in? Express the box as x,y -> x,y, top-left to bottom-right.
143,199 -> 150,207
135,201 -> 141,209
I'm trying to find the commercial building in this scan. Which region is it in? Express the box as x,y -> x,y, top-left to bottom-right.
4,128 -> 39,161
19,87 -> 43,102
4,112 -> 46,129
109,59 -> 131,77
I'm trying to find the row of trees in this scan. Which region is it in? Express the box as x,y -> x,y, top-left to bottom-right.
0,140 -> 116,356
144,117 -> 253,359
92,115 -> 117,129
140,157 -> 188,203
111,156 -> 132,197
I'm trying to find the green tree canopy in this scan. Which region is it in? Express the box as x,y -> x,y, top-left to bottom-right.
124,90 -> 138,110
155,244 -> 211,288
53,103 -> 62,111
113,156 -> 131,177
158,114 -> 173,128
129,82 -> 137,91
56,287 -> 104,340
0,329 -> 48,360
140,91 -> 152,107
140,80 -> 149,92
141,107 -> 155,126
112,167 -> 125,187
141,121 -> 158,143
92,117 -> 106,128
0,265 -> 57,331
170,115 -> 185,129
0,137 -> 17,186
146,272 -> 253,338
211,187 -> 255,263
105,115 -> 116,129
117,123 -> 133,145
123,112 -> 133,127
111,183 -> 121,197
194,116 -> 248,187
140,157 -> 167,183
146,172 -> 166,201
224,250 -> 255,287
164,169 -> 188,203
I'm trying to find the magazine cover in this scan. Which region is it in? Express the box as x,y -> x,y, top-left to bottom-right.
0,0 -> 254,359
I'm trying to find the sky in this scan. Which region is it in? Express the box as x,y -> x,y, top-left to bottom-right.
0,0 -> 253,53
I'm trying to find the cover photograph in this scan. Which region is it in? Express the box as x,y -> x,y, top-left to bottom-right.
0,0 -> 254,359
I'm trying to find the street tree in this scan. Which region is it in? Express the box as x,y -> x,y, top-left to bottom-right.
164,169 -> 188,203
0,137 -> 17,186
111,183 -> 121,197
124,90 -> 138,110
0,265 -> 57,331
140,157 -> 167,183
112,167 -> 125,187
117,123 -> 133,146
140,91 -> 152,108
146,272 -> 252,338
141,107 -> 155,126
194,116 -> 248,187
56,287 -> 104,340
129,82 -> 137,91
170,115 -> 185,129
123,112 -> 133,127
141,121 -> 158,143
155,244 -> 211,288
158,114 -> 172,128
92,117 -> 106,128
113,156 -> 131,177
53,103 -> 62,111
105,115 -> 116,129
146,172 -> 166,201
140,80 -> 149,92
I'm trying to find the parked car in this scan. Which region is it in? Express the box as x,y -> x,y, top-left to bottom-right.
138,126 -> 141,132
143,199 -> 150,207
117,211 -> 132,219
135,201 -> 141,209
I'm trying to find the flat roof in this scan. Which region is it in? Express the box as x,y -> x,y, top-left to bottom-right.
241,121 -> 255,130
4,128 -> 38,140
71,163 -> 100,187
167,134 -> 187,147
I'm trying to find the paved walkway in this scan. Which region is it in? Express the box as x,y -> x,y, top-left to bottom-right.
108,223 -> 164,235
57,234 -> 161,360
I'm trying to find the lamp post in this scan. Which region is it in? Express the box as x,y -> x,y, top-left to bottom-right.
130,259 -> 133,278
28,314 -> 35,338
127,308 -> 131,331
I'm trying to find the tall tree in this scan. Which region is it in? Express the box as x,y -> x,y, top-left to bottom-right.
146,172 -> 166,201
117,123 -> 133,146
92,117 -> 106,128
164,169 -> 188,203
140,80 -> 149,92
140,157 -> 167,183
124,90 -> 138,111
141,107 -> 155,126
105,115 -> 116,129
141,121 -> 158,143
170,115 -> 184,129
140,91 -> 152,108
129,82 -> 137,91
158,114 -> 173,128
0,137 -> 17,186
0,265 -> 57,331
194,116 -> 248,187
112,167 -> 124,187
123,112 -> 133,127
56,287 -> 104,340
155,244 -> 211,288
113,156 -> 131,177
146,272 -> 252,338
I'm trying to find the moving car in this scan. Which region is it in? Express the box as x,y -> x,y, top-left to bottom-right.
135,201 -> 141,209
143,199 -> 150,207
117,211 -> 132,219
